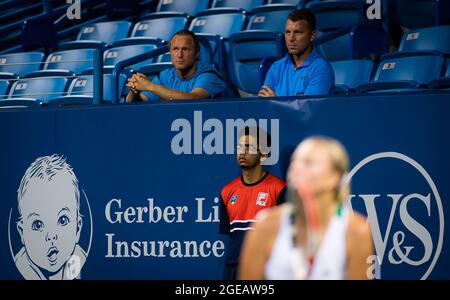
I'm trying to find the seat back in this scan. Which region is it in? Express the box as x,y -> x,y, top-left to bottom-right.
190,9 -> 247,38
228,31 -> 286,94
331,59 -> 374,88
211,0 -> 264,10
44,49 -> 95,74
104,45 -> 159,70
247,5 -> 296,32
375,53 -> 445,84
399,25 -> 450,54
8,77 -> 69,103
131,16 -> 188,41
0,52 -> 44,77
157,0 -> 210,16
78,21 -> 132,45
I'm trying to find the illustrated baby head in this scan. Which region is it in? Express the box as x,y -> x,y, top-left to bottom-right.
16,154 -> 82,274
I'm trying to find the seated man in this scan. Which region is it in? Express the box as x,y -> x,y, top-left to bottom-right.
126,29 -> 227,102
258,9 -> 335,97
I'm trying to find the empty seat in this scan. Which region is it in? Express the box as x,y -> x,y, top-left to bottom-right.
50,73 -> 127,104
77,21 -> 132,45
247,5 -> 296,32
227,31 -> 286,94
0,52 -> 44,77
211,0 -> 264,10
357,52 -> 446,93
131,13 -> 189,41
41,49 -> 96,75
399,25 -> 450,54
268,0 -> 302,5
331,59 -> 374,93
189,8 -> 247,38
7,76 -> 69,103
104,44 -> 160,70
157,0 -> 210,16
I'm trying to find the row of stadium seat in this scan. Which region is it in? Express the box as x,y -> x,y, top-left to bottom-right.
1,51 -> 448,108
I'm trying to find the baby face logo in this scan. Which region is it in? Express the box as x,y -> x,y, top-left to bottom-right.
343,152 -> 444,280
8,154 -> 93,280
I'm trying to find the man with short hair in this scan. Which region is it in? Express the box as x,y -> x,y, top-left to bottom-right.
126,29 -> 227,102
219,127 -> 286,280
259,9 -> 335,97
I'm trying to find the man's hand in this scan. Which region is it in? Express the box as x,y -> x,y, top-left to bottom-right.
126,72 -> 153,93
258,85 -> 276,97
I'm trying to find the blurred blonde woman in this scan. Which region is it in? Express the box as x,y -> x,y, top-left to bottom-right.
238,136 -> 373,280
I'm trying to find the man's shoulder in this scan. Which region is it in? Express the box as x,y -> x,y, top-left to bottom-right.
309,51 -> 333,71
265,173 -> 287,189
221,176 -> 241,194
271,56 -> 290,70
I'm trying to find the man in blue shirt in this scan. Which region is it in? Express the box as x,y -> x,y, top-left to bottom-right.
126,30 -> 226,102
258,9 -> 334,97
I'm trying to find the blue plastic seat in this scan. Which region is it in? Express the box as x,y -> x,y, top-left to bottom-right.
77,21 -> 132,45
357,52 -> 446,93
40,49 -> 96,75
247,5 -> 296,33
211,0 -> 264,10
157,0 -> 210,16
268,0 -> 302,5
190,8 -> 247,38
227,31 -> 286,94
399,25 -> 450,55
331,59 -> 374,93
132,13 -> 189,41
7,76 -> 69,103
104,44 -> 160,70
0,52 -> 44,77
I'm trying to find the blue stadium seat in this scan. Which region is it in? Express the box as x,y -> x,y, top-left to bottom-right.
104,44 -> 161,70
331,59 -> 374,93
357,52 -> 446,93
0,52 -> 44,77
7,76 -> 69,103
131,13 -> 189,41
77,21 -> 132,45
428,62 -> 450,90
190,8 -> 247,38
228,31 -> 286,94
40,49 -> 96,75
157,0 -> 210,16
211,0 -> 264,10
268,0 -> 302,5
247,5 -> 296,32
399,25 -> 450,54
49,73 -> 128,105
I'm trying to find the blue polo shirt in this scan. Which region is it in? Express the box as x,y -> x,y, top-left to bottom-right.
263,50 -> 335,96
142,63 -> 226,101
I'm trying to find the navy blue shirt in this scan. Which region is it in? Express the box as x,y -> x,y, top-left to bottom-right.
142,63 -> 226,101
264,50 -> 335,96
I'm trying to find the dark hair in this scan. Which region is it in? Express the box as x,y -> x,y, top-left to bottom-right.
170,29 -> 200,54
238,126 -> 272,156
287,8 -> 316,31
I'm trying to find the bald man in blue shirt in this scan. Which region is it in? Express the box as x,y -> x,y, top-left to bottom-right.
259,9 -> 334,97
126,30 -> 226,102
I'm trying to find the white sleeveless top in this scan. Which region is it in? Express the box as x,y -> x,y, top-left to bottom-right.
264,204 -> 349,280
